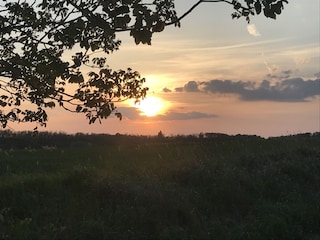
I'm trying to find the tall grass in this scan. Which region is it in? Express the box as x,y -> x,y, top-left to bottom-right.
0,134 -> 319,239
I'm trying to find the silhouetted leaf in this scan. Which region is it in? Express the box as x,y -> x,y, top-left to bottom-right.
45,101 -> 55,108
69,74 -> 84,83
255,1 -> 262,14
115,112 -> 122,120
152,21 -> 165,32
76,105 -> 82,112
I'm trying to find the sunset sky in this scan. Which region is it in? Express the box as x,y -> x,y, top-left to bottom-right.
11,0 -> 320,137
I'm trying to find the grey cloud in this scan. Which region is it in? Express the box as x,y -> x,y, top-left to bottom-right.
173,81 -> 200,92
116,107 -> 217,121
202,80 -> 254,94
154,111 -> 217,121
241,78 -> 319,102
283,69 -> 293,76
162,87 -> 172,93
171,78 -> 320,102
174,87 -> 184,92
183,81 -> 199,92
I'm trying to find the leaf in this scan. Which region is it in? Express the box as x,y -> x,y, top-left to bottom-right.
152,21 -> 165,32
92,57 -> 106,68
89,117 -> 97,124
80,39 -> 90,50
109,6 -> 130,17
45,101 -> 55,108
115,15 -> 131,29
0,95 -> 9,100
69,73 -> 84,83
76,105 -> 82,112
254,1 -> 262,14
263,7 -> 276,19
0,100 -> 7,107
90,40 -> 101,51
1,120 -> 7,128
115,112 -> 122,121
88,71 -> 99,79
6,112 -> 17,120
234,2 -> 241,10
273,2 -> 283,15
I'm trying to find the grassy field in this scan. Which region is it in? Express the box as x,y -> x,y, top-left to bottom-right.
0,132 -> 319,240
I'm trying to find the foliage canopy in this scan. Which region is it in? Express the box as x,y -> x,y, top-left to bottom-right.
0,0 -> 288,128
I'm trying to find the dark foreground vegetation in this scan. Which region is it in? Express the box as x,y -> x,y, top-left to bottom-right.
0,131 -> 319,240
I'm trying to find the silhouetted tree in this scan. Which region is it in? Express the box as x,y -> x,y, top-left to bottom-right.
0,0 -> 288,128
157,130 -> 165,138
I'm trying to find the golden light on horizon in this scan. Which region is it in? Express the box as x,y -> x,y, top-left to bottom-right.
133,96 -> 165,117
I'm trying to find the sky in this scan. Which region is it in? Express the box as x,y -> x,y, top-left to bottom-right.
10,0 -> 320,137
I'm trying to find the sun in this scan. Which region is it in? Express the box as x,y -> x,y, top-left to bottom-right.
134,97 -> 164,117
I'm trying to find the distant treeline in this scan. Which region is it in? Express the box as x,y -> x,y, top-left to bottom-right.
0,130 -> 319,149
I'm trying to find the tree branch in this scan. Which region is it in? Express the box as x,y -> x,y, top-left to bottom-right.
166,0 -> 251,26
166,0 -> 203,26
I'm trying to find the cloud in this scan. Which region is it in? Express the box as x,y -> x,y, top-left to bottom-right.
154,111 -> 217,121
183,81 -> 199,92
171,77 -> 320,102
202,80 -> 253,94
116,107 -> 217,121
266,64 -> 299,80
173,81 -> 199,92
247,24 -> 261,37
162,87 -> 172,93
238,78 -> 319,101
294,56 -> 311,65
174,87 -> 184,92
266,68 -> 298,80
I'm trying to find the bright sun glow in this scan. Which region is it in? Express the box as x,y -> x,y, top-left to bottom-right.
134,97 -> 164,117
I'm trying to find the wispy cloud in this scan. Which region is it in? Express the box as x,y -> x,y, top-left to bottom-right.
247,24 -> 261,37
265,67 -> 299,80
166,77 -> 320,102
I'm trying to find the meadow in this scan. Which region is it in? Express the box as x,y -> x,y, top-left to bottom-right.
0,131 -> 319,240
